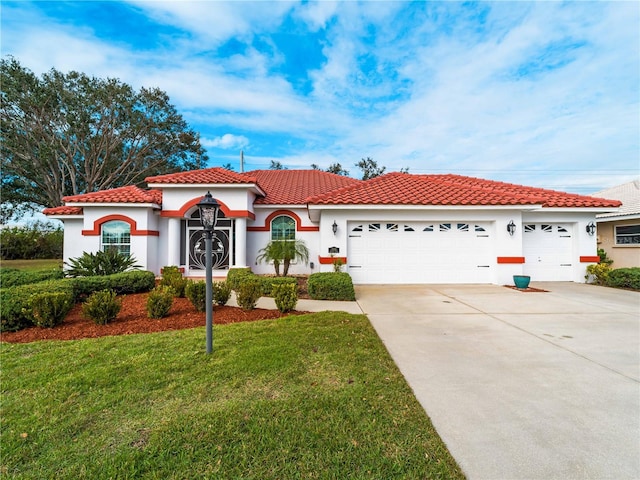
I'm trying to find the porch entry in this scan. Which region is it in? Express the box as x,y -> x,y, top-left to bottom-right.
182,209 -> 235,273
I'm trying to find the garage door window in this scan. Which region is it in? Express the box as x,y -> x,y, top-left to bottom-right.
615,225 -> 640,245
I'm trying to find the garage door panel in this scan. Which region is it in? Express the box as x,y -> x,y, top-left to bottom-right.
523,223 -> 573,281
348,221 -> 493,284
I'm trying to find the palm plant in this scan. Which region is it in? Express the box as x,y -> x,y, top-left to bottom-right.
256,239 -> 309,276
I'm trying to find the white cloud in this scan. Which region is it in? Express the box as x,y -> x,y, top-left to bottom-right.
202,134 -> 249,150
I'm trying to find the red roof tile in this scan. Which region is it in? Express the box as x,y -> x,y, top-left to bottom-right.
43,206 -> 83,216
146,167 -> 257,185
62,186 -> 162,205
306,173 -> 622,208
247,170 -> 361,205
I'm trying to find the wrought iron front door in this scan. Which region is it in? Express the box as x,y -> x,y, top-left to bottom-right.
188,228 -> 230,271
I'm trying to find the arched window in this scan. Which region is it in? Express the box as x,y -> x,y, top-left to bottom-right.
271,215 -> 295,241
101,220 -> 131,255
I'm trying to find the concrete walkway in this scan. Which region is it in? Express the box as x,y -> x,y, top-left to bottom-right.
227,292 -> 363,314
357,283 -> 640,480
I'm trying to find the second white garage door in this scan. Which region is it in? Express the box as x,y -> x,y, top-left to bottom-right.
347,221 -> 494,284
523,223 -> 574,281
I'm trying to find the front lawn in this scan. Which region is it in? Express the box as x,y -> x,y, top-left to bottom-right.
1,312 -> 464,479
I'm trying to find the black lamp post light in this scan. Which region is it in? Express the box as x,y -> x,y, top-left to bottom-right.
197,191 -> 220,354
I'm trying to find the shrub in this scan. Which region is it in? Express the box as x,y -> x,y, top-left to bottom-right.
30,292 -> 74,328
332,258 -> 344,273
597,248 -> 614,266
185,280 -> 207,312
607,268 -> 640,290
82,289 -> 121,325
213,281 -> 231,306
261,276 -> 297,297
273,283 -> 298,313
585,263 -> 611,286
308,272 -> 356,301
0,280 -> 75,332
0,268 -> 64,288
71,270 -> 156,300
0,221 -> 63,260
160,266 -> 187,297
65,250 -> 140,277
235,277 -> 263,310
226,268 -> 253,291
146,286 -> 174,319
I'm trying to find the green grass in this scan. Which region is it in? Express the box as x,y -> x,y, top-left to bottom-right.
1,313 -> 464,479
0,259 -> 62,271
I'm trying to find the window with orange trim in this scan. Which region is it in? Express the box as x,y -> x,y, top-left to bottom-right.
101,221 -> 131,255
271,215 -> 295,241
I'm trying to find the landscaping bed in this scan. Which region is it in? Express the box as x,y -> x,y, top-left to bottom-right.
0,292 -> 305,344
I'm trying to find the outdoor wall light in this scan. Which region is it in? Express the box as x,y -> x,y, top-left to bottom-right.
586,222 -> 596,236
197,191 -> 220,354
507,220 -> 516,236
332,220 -> 338,235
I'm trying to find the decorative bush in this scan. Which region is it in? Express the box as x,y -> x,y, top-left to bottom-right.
146,286 -> 174,319
65,250 -> 140,277
160,266 -> 187,297
226,268 -> 253,291
213,281 -> 231,306
597,248 -> 614,266
272,283 -> 298,313
332,258 -> 344,273
185,280 -> 207,312
607,268 -> 640,290
235,277 -> 263,311
0,268 -> 64,288
82,289 -> 121,325
30,292 -> 74,328
585,263 -> 611,286
0,280 -> 75,332
308,272 -> 356,301
261,276 -> 297,296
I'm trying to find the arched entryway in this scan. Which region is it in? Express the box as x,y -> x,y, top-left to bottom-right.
182,209 -> 235,274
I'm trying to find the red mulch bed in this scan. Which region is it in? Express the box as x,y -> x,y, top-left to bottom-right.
1,292 -> 305,344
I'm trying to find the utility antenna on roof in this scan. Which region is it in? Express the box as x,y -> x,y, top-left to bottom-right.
240,150 -> 244,173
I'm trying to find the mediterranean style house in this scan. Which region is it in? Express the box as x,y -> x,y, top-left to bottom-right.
44,168 -> 620,285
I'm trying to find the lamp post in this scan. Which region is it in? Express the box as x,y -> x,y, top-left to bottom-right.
197,191 -> 220,354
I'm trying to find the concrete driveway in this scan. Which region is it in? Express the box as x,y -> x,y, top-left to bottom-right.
357,283 -> 640,480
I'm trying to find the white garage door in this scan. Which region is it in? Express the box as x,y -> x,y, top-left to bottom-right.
523,223 -> 573,281
347,221 -> 493,284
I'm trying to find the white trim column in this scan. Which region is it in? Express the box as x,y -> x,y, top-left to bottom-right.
234,217 -> 247,267
167,217 -> 181,267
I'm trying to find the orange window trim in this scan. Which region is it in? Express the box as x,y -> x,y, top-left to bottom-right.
160,196 -> 255,220
81,214 -> 159,236
247,210 -> 319,232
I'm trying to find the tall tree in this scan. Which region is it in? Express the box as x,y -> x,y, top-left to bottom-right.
269,160 -> 286,170
0,57 -> 207,220
326,162 -> 349,176
356,157 -> 386,180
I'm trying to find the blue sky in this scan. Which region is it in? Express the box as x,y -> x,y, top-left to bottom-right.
2,0 -> 638,194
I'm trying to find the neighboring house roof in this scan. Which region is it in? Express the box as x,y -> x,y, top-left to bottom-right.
593,179 -> 640,219
42,206 -> 83,216
306,172 -> 622,208
62,186 -> 163,205
248,169 -> 360,205
145,167 -> 257,185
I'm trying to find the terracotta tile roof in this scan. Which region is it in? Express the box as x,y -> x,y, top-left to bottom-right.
247,169 -> 361,205
43,206 -> 83,216
62,186 -> 163,205
145,167 -> 257,185
306,173 -> 622,208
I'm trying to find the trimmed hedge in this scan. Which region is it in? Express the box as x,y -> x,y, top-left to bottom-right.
261,276 -> 297,297
0,270 -> 156,332
307,272 -> 356,301
607,268 -> 640,290
226,268 -> 253,291
30,292 -> 74,328
0,268 -> 64,288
